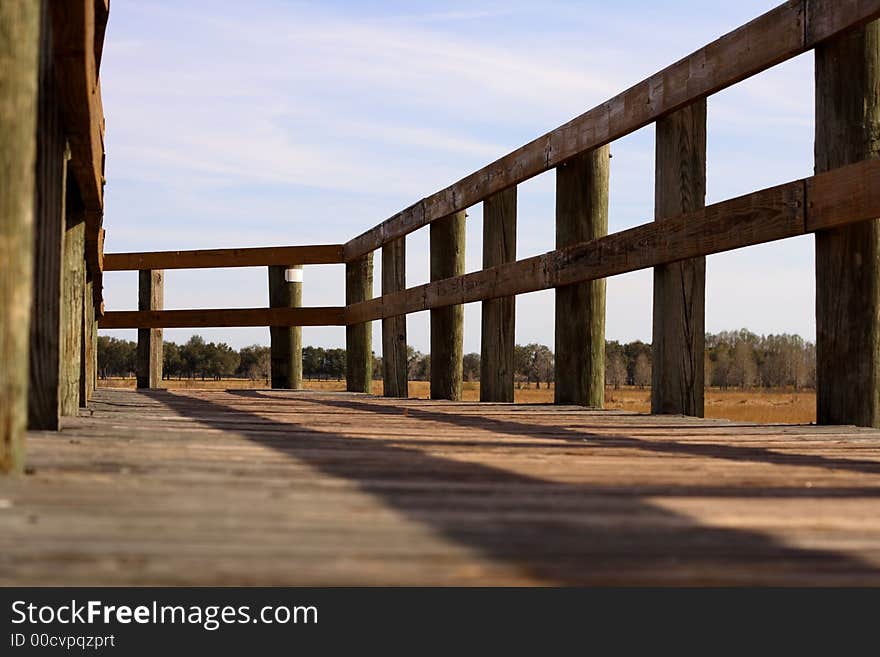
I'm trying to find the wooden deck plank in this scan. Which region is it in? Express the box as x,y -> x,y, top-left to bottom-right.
0,388 -> 878,585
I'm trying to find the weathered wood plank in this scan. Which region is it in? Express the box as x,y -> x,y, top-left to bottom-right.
268,265 -> 303,390
0,0 -> 40,473
430,212 -> 466,401
100,306 -> 346,329
104,244 -> 345,271
136,270 -> 163,389
346,178 -> 807,324
814,21 -> 880,428
346,254 -> 373,393
555,148 -> 609,407
60,213 -> 85,414
47,0 -> 102,210
652,101 -> 707,417
28,9 -> 68,432
343,0 -> 880,261
381,238 -> 408,398
807,160 -> 880,230
93,0 -> 108,73
480,188 -> 517,402
80,276 -> 96,406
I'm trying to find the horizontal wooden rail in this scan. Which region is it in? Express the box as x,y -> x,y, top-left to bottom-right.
103,244 -> 345,271
345,158 -> 880,324
343,0 -> 880,261
99,307 -> 346,329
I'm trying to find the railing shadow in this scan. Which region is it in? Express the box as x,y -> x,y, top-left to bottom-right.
141,389 -> 880,584
278,393 -> 880,477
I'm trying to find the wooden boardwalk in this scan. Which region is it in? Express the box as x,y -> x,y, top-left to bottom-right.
0,388 -> 879,585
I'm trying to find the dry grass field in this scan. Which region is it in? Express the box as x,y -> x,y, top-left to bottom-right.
99,378 -> 817,424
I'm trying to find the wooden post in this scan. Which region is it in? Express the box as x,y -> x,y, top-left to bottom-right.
0,0 -> 40,472
136,270 -> 163,389
60,210 -> 85,416
651,100 -> 707,417
382,237 -> 408,397
80,277 -> 96,406
554,147 -> 609,406
430,210 -> 466,400
268,264 -> 303,389
346,253 -> 373,393
815,22 -> 880,427
480,187 -> 516,402
28,6 -> 68,432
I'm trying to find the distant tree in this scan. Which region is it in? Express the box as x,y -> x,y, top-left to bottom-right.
237,344 -> 270,381
208,342 -> 238,379
462,353 -> 480,382
372,352 -> 383,380
97,336 -> 136,378
180,335 -> 207,379
532,345 -> 554,389
728,339 -> 758,389
624,340 -> 651,386
633,352 -> 652,389
407,347 -> 429,381
325,348 -> 346,380
607,353 -> 627,390
163,341 -> 183,379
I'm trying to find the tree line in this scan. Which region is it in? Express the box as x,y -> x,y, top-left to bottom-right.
98,336 -> 347,382
98,329 -> 817,389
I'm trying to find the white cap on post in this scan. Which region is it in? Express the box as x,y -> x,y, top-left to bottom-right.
284,266 -> 303,283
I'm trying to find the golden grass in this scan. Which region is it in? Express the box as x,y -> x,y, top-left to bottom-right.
99,378 -> 817,424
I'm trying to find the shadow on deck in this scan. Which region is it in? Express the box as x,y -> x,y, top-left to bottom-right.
1,388 -> 879,585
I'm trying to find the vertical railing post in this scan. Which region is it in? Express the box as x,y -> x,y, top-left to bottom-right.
554,147 -> 609,406
61,210 -> 85,416
651,100 -> 707,416
430,211 -> 466,400
268,264 -> 303,389
814,21 -> 880,427
382,238 -> 408,397
80,276 -> 96,406
480,187 -> 516,402
346,253 -> 373,393
28,8 -> 68,432
0,0 -> 40,472
136,269 -> 163,389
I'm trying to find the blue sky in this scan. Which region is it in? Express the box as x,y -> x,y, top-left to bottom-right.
99,0 -> 816,352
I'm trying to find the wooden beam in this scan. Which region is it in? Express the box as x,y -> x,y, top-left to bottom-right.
136,270 -> 163,389
651,100 -> 707,417
48,0 -> 103,211
381,238 -> 408,398
814,21 -> 880,428
343,0 -> 880,261
84,210 -> 102,308
80,276 -> 96,406
103,244 -> 345,271
28,10 -> 68,432
480,188 -> 516,402
100,306 -> 346,329
93,0 -> 109,73
345,254 -> 373,393
268,265 -> 303,390
430,211 -> 466,401
555,147 -> 609,407
60,213 -> 85,415
0,0 -> 40,473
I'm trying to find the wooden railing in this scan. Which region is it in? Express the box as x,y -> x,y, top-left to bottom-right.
99,0 -> 880,427
98,245 -> 347,388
